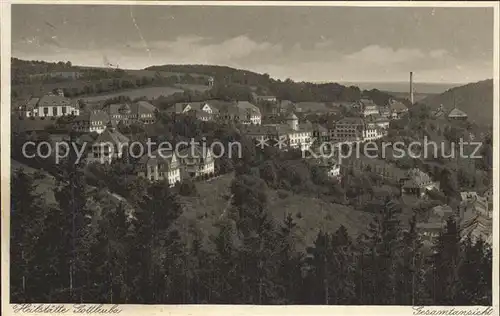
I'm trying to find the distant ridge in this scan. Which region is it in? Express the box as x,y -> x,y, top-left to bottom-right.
338,81 -> 461,94
421,79 -> 493,127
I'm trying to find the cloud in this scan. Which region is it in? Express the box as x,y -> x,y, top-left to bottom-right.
430,49 -> 447,59
344,45 -> 425,65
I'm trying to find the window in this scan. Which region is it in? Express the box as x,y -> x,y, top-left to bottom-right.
43,107 -> 49,115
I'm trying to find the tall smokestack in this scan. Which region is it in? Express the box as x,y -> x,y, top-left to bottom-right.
410,72 -> 414,105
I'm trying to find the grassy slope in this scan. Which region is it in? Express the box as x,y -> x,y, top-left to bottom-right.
175,173 -> 374,252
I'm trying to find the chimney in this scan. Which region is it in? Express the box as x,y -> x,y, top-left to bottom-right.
410,72 -> 414,105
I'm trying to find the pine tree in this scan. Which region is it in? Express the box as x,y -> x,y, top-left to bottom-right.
10,169 -> 46,302
397,213 -> 428,304
359,198 -> 403,304
456,236 -> 492,305
275,213 -> 303,303
429,217 -> 461,305
231,175 -> 280,304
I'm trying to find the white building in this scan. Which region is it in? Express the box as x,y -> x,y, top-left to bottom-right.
241,112 -> 313,151
137,149 -> 181,187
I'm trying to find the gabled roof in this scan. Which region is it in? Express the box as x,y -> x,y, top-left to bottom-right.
74,110 -> 109,123
37,95 -> 74,107
94,127 -> 129,145
403,168 -> 433,188
388,99 -> 408,112
138,149 -> 178,170
178,145 -> 213,160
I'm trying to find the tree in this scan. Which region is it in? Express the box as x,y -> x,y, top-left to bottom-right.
428,217 -> 461,305
440,168 -> 458,200
359,198 -> 403,304
10,169 -> 47,302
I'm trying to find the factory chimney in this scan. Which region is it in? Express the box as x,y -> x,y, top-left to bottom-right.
410,72 -> 414,105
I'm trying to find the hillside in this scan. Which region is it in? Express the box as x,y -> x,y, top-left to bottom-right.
421,79 -> 493,127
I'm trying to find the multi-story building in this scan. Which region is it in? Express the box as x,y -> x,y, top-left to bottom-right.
137,149 -> 181,187
215,101 -> 262,125
105,100 -> 157,125
19,90 -> 80,118
330,117 -> 385,143
241,112 -> 313,151
358,99 -> 380,117
177,145 -> 215,178
86,125 -> 130,164
72,110 -> 110,134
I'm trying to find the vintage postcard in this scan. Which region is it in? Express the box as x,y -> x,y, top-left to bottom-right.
1,1 -> 498,316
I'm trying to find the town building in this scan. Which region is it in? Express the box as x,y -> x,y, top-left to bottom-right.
241,112 -> 313,151
19,91 -> 80,118
276,100 -> 302,115
448,107 -> 468,121
388,99 -> 408,119
73,110 -> 110,134
104,101 -> 157,125
251,92 -> 277,103
330,117 -> 385,143
432,104 -> 446,119
400,168 -> 438,197
416,205 -> 454,246
86,124 -> 130,164
214,101 -> 262,125
177,146 -> 215,179
312,123 -> 330,144
137,149 -> 181,187
358,99 -> 380,117
295,101 -> 335,115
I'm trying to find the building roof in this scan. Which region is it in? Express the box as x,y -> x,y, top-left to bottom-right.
312,123 -> 329,133
94,127 -> 129,145
37,95 -> 74,107
295,102 -> 330,113
448,107 -> 468,118
388,99 -> 408,113
432,205 -> 454,218
132,101 -> 157,115
336,117 -> 365,125
403,168 -> 434,189
138,149 -> 178,170
178,145 -> 214,161
74,110 -> 109,123
286,112 -> 298,120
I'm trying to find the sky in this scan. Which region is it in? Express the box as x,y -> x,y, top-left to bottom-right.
11,4 -> 495,84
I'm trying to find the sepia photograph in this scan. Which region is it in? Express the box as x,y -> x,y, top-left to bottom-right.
2,1 -> 498,313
